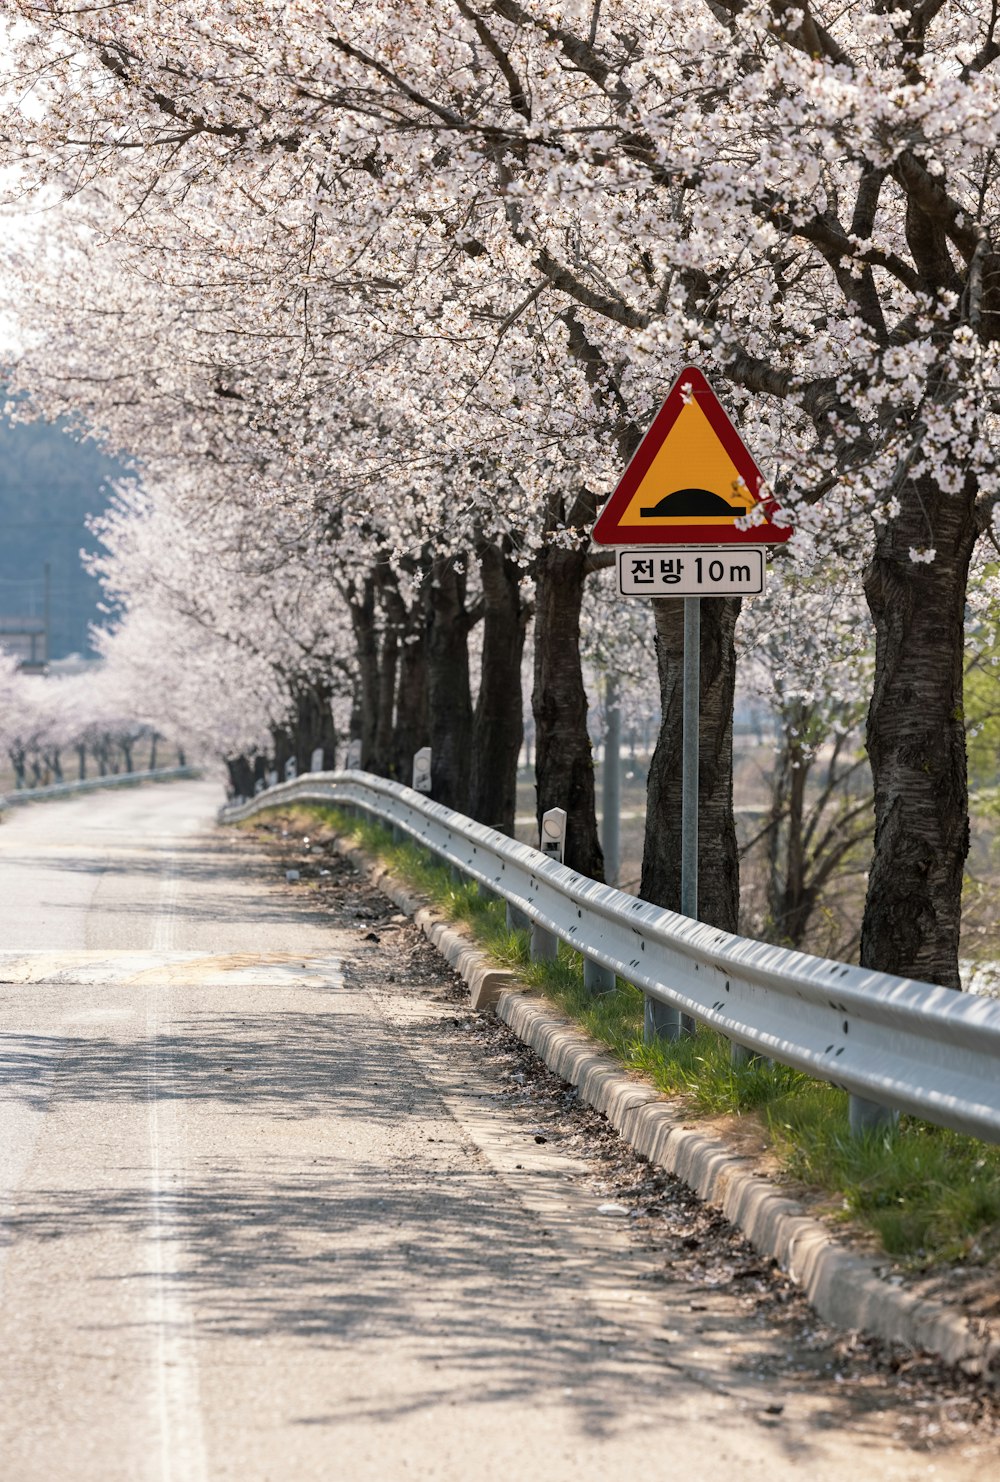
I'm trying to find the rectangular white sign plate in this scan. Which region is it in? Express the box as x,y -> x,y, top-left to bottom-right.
617,546 -> 766,598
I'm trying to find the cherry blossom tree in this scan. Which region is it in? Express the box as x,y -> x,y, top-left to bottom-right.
3,1 -> 1000,986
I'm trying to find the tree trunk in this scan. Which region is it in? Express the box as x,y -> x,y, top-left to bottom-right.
861,479 -> 978,986
289,679 -> 339,776
640,596 -> 740,931
425,554 -> 473,811
226,754 -> 255,798
532,542 -> 603,879
270,726 -> 292,780
372,624 -> 399,777
149,732 -> 159,770
346,576 -> 380,769
393,617 -> 428,785
766,705 -> 812,945
469,537 -> 528,835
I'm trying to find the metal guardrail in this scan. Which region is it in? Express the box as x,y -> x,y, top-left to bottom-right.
0,766 -> 199,810
221,770 -> 1000,1144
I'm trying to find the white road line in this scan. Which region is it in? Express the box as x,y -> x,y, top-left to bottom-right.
146,862 -> 208,1482
152,860 -> 179,953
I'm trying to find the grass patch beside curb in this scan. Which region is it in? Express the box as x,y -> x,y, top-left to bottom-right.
278,803 -> 1000,1269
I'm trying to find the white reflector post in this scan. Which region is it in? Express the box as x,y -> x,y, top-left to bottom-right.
413,747 -> 432,793
540,807 -> 567,864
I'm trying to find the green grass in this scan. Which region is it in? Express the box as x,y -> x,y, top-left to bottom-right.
274,803 -> 1000,1268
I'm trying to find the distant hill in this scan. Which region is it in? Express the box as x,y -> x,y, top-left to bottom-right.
0,415 -> 124,659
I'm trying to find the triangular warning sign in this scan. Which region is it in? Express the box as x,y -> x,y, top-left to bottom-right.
593,367 -> 792,546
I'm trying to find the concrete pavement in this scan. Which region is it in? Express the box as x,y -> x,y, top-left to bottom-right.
0,780 -> 991,1480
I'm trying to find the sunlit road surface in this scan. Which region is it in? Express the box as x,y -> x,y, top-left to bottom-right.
0,780 -> 987,1480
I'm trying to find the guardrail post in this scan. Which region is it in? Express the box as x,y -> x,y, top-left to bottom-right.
849,1094 -> 899,1137
505,901 -> 531,932
584,958 -> 616,994
729,1041 -> 772,1070
310,747 -> 325,773
645,996 -> 683,1042
530,921 -> 559,962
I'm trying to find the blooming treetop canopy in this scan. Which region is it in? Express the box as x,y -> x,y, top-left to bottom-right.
1,1 -> 999,567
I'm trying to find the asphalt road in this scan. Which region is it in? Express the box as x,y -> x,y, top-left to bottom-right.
0,779 -> 991,1481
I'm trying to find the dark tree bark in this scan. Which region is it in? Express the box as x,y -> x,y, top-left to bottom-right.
393,612 -> 428,784
345,575 -> 379,769
640,596 -> 740,931
270,724 -> 292,779
469,535 -> 528,835
226,754 -> 256,798
374,559 -> 427,782
288,678 -> 339,776
533,536 -> 603,879
372,594 -> 399,777
425,553 -> 474,811
861,477 -> 979,986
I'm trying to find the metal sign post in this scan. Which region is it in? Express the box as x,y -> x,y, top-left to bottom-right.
680,596 -> 700,1036
644,595 -> 700,1045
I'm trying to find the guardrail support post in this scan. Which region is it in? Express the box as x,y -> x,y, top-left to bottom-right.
849,1094 -> 899,1137
730,1041 -> 771,1070
505,901 -> 531,932
645,996 -> 683,1042
584,958 -> 615,995
530,922 -> 559,962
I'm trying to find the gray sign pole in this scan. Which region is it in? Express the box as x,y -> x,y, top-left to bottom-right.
644,597 -> 703,1044
602,674 -> 621,887
680,595 -> 700,1035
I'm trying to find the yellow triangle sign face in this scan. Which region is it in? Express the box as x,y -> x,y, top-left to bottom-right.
593,366 -> 792,546
615,394 -> 756,526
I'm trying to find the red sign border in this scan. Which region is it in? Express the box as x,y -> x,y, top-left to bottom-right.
592,366 -> 792,546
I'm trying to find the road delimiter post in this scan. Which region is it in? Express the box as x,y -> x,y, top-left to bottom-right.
530,807 -> 564,961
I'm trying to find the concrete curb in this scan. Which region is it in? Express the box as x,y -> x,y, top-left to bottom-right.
335,833 -> 999,1375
